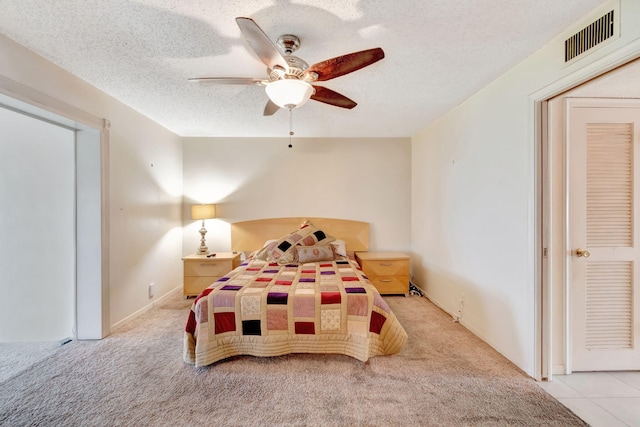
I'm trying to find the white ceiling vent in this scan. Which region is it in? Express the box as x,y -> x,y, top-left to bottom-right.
564,8 -> 617,64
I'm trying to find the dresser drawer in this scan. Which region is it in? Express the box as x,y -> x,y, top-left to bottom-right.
184,259 -> 231,277
369,275 -> 409,295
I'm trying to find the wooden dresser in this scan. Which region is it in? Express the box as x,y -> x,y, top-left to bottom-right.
182,252 -> 241,297
355,251 -> 410,295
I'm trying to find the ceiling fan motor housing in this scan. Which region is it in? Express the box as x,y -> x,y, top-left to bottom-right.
276,34 -> 300,55
269,55 -> 310,81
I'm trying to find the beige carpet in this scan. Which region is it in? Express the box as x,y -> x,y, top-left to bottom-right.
0,293 -> 586,426
0,340 -> 60,383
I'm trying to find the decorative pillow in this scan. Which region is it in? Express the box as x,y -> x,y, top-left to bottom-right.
252,222 -> 336,264
298,223 -> 336,247
251,238 -> 293,263
296,245 -> 337,263
330,239 -> 347,257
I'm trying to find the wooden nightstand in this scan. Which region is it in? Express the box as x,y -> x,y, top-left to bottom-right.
355,251 -> 410,295
182,252 -> 241,297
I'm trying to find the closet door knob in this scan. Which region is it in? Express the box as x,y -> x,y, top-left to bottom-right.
575,248 -> 591,258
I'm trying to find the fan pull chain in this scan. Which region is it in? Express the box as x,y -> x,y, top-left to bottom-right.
288,106 -> 294,148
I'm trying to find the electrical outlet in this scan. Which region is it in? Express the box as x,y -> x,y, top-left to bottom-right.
148,283 -> 156,298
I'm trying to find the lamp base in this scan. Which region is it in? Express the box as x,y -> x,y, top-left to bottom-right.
197,222 -> 209,255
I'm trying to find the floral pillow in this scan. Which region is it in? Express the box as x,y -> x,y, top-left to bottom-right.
295,245 -> 337,263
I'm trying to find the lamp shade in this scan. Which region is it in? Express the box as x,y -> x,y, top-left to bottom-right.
265,79 -> 314,109
191,204 -> 216,220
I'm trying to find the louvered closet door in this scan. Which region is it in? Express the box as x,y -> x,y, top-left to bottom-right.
569,101 -> 640,371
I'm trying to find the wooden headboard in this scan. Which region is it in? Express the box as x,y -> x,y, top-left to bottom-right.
231,217 -> 369,253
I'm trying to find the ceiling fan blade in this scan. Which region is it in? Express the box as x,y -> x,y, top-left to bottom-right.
188,77 -> 267,86
311,86 -> 357,109
305,48 -> 384,81
236,17 -> 288,71
263,99 -> 280,116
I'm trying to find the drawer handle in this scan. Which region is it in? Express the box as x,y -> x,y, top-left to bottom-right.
379,262 -> 393,266
380,279 -> 393,283
200,263 -> 218,267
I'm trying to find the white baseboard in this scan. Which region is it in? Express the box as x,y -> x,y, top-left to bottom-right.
418,284 -> 533,378
417,286 -> 457,321
110,285 -> 182,332
552,364 -> 567,376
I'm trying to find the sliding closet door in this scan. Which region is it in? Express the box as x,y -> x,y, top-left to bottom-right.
0,106 -> 75,342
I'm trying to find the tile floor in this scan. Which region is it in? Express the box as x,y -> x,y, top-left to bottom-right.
537,371 -> 640,426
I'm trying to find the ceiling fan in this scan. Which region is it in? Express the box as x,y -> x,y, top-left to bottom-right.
189,17 -> 385,115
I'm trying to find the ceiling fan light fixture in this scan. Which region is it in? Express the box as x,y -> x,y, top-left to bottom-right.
265,79 -> 314,109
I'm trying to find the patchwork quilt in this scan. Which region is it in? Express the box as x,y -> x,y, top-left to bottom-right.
184,258 -> 408,367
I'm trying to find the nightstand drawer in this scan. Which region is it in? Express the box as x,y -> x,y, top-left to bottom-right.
370,276 -> 409,295
355,251 -> 410,295
360,259 -> 409,277
183,253 -> 241,298
184,276 -> 220,296
184,259 -> 231,277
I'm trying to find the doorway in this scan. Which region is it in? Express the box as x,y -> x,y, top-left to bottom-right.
0,105 -> 75,342
544,58 -> 640,375
0,88 -> 108,342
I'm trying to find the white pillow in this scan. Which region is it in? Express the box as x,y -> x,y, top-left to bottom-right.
330,239 -> 347,257
248,239 -> 280,260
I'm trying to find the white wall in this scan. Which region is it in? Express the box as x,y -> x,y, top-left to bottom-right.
0,107 -> 75,341
182,137 -> 411,255
411,0 -> 640,376
0,34 -> 184,331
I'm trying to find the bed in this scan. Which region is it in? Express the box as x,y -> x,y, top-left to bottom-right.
183,217 -> 408,367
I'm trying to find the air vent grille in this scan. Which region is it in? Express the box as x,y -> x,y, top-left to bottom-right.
565,10 -> 615,63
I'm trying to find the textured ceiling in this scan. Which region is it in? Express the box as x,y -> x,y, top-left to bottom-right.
0,0 -> 606,137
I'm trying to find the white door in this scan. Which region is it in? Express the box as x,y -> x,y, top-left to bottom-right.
568,99 -> 640,371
